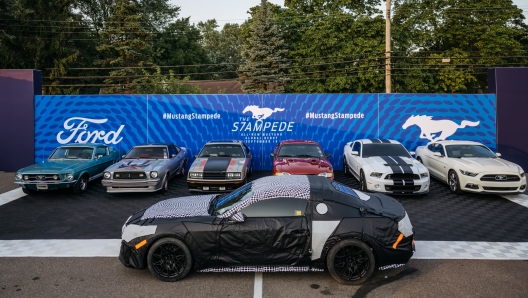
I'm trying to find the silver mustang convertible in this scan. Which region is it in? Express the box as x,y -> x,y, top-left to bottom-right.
102,143 -> 187,193
187,140 -> 252,192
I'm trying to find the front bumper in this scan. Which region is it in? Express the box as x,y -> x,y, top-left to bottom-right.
365,176 -> 429,194
187,179 -> 246,192
16,181 -> 76,190
458,173 -> 526,194
377,235 -> 414,269
119,239 -> 149,270
102,179 -> 163,193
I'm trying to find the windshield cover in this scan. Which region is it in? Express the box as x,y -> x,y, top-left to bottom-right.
213,183 -> 253,215
199,144 -> 244,158
362,144 -> 411,158
278,144 -> 324,158
331,181 -> 359,198
445,145 -> 496,158
125,147 -> 167,159
50,147 -> 94,160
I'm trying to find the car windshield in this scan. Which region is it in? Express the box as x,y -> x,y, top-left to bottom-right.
212,183 -> 253,215
331,181 -> 359,198
362,144 -> 411,158
49,147 -> 94,160
199,144 -> 244,158
278,144 -> 324,158
445,145 -> 496,158
125,147 -> 167,159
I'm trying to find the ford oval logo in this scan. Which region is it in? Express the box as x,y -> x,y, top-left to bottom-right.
36,175 -> 46,180
495,175 -> 507,181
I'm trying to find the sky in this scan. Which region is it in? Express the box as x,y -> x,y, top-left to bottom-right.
171,0 -> 528,27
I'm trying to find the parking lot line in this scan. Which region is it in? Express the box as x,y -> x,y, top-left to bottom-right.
254,272 -> 263,298
0,188 -> 25,207
500,193 -> 528,209
1,240 -> 527,260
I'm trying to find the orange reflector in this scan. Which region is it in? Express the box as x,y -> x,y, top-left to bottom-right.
135,240 -> 147,250
392,234 -> 404,249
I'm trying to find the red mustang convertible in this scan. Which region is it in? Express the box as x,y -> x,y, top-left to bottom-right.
271,140 -> 334,179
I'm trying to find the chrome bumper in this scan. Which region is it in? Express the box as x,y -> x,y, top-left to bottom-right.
102,179 -> 162,193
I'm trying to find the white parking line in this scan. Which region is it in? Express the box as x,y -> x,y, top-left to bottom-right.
0,188 -> 25,207
501,193 -> 528,209
254,272 -> 263,298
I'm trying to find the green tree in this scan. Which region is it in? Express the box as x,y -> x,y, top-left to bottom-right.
95,0 -> 154,93
238,0 -> 290,93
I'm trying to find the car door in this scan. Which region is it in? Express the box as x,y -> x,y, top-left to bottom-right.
217,197 -> 309,266
95,146 -> 113,174
348,141 -> 362,178
167,145 -> 181,176
421,144 -> 435,168
428,144 -> 449,181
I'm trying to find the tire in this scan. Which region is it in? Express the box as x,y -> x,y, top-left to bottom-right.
417,157 -> 423,164
448,170 -> 463,194
359,170 -> 367,191
327,239 -> 376,285
72,174 -> 88,194
160,174 -> 169,193
22,187 -> 35,195
248,164 -> 253,177
147,238 -> 192,282
343,157 -> 351,177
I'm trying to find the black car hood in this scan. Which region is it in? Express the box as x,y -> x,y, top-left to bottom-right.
362,193 -> 405,220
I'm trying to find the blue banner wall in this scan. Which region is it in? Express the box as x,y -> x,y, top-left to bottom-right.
34,94 -> 496,170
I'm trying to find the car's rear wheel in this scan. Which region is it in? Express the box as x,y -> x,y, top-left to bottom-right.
448,170 -> 463,194
147,238 -> 192,282
343,157 -> 351,177
72,174 -> 88,194
359,170 -> 367,191
327,239 -> 375,285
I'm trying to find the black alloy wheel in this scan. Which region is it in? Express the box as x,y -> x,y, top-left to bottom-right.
448,170 -> 462,194
327,239 -> 375,285
360,170 -> 367,191
147,238 -> 192,282
73,174 -> 88,194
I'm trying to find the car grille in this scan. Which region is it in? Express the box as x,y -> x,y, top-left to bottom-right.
203,172 -> 227,180
385,173 -> 420,180
480,175 -> 520,182
113,172 -> 146,179
23,174 -> 60,181
385,185 -> 421,192
482,187 -> 518,191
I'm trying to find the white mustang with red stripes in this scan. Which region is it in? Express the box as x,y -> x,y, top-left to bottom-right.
343,139 -> 430,194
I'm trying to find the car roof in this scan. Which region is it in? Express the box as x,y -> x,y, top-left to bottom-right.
432,140 -> 483,146
206,140 -> 244,145
279,139 -> 320,145
357,139 -> 401,144
134,143 -> 173,147
62,143 -> 102,147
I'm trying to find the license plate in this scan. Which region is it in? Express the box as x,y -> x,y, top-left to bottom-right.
203,186 -> 209,191
37,184 -> 48,190
219,187 -> 225,191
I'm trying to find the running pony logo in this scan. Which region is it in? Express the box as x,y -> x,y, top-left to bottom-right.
402,115 -> 480,141
242,105 -> 285,120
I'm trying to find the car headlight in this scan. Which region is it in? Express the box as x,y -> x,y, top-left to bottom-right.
150,171 -> 158,179
226,172 -> 242,179
103,172 -> 111,179
459,169 -> 478,177
275,172 -> 291,176
370,172 -> 383,178
189,172 -> 203,178
15,173 -> 22,180
521,172 -> 525,178
66,173 -> 74,180
318,172 -> 334,178
519,167 -> 525,177
420,172 -> 429,178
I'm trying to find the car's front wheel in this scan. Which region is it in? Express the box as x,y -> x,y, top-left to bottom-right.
417,156 -> 423,164
72,174 -> 88,194
359,170 -> 367,191
147,238 -> 192,282
343,157 -> 351,177
160,174 -> 169,193
22,187 -> 35,195
327,239 -> 375,285
448,170 -> 463,194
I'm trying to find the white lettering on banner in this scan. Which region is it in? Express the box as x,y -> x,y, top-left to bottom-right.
232,121 -> 294,132
305,112 -> 365,119
162,113 -> 221,120
57,117 -> 125,145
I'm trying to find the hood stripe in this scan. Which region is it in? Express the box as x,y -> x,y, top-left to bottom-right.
203,158 -> 232,172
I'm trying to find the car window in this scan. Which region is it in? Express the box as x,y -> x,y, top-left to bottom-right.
168,145 -> 176,157
214,183 -> 253,215
434,144 -> 445,156
352,142 -> 361,154
199,144 -> 244,158
109,147 -> 115,153
278,144 -> 324,158
243,143 -> 250,155
445,145 -> 496,158
331,181 -> 359,198
96,147 -> 107,156
50,147 -> 94,160
362,144 -> 411,158
241,197 -> 308,217
174,146 -> 181,154
427,144 -> 435,151
125,147 -> 168,159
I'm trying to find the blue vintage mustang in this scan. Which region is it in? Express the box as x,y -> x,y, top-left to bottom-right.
15,143 -> 124,195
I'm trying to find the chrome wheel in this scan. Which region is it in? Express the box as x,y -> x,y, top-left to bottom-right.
360,171 -> 366,191
79,177 -> 87,191
448,170 -> 462,194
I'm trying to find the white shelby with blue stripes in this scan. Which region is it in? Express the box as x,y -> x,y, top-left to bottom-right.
343,139 -> 430,194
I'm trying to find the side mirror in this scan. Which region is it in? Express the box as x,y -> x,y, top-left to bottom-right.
98,154 -> 103,159
351,151 -> 359,156
410,151 -> 416,156
228,212 -> 246,223
122,155 -> 126,159
171,154 -> 176,158
496,152 -> 501,157
433,152 -> 442,157
325,153 -> 331,158
270,153 -> 275,157
194,154 -> 198,158
247,154 -> 252,159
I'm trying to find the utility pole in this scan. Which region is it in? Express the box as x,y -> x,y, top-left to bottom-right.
385,0 -> 391,93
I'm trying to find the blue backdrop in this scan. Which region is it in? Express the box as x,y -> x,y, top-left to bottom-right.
34,94 -> 496,170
